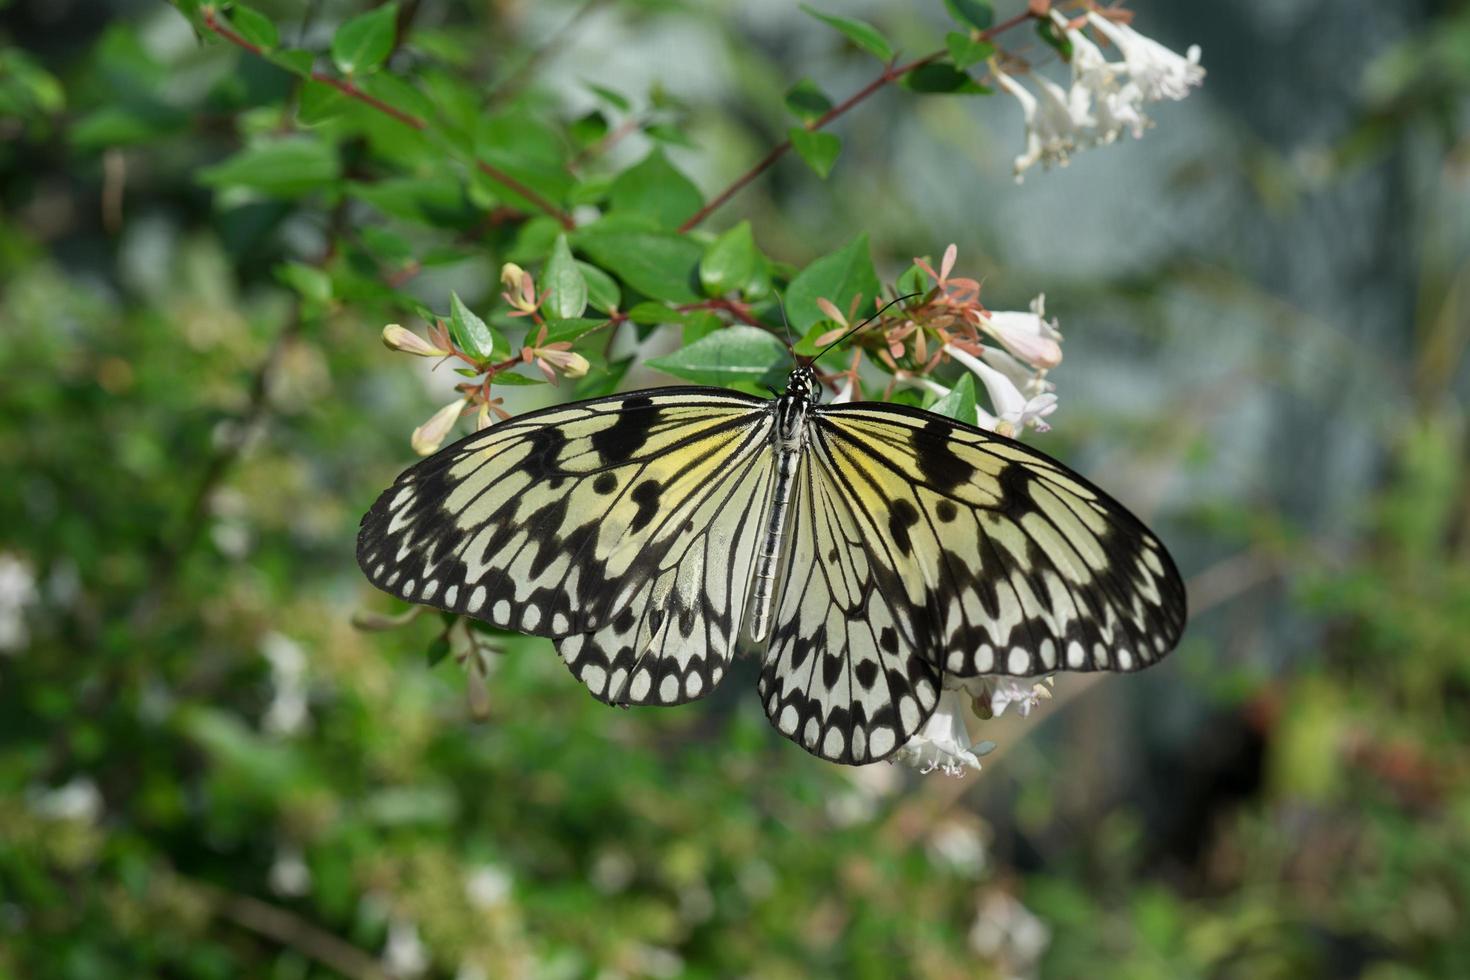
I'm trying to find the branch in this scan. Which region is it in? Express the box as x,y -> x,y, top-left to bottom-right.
678,8 -> 1037,233
201,884 -> 392,980
199,6 -> 575,230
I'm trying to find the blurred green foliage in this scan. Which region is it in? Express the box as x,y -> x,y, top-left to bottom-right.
2,0 -> 1470,978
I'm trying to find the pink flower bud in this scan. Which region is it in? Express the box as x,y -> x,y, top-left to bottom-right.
411,399 -> 465,455
382,324 -> 450,358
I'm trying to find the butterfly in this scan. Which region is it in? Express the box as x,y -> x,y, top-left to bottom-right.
357,362 -> 1187,765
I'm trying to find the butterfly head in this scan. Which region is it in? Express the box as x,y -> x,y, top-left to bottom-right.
783,364 -> 821,406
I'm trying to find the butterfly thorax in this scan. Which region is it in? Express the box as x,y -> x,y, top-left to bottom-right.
774,366 -> 818,449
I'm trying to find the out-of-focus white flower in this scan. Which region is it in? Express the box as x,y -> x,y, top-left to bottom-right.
969,890 -> 1052,971
1053,11 -> 1150,145
29,776 -> 102,823
590,848 -> 635,894
928,818 -> 989,877
975,294 -> 1063,371
891,689 -> 985,776
465,863 -> 513,909
829,374 -> 856,404
383,917 -> 429,978
632,945 -> 685,980
269,846 -> 312,897
411,399 -> 466,456
1086,11 -> 1205,103
0,553 -> 39,654
994,66 -> 1093,180
260,632 -> 309,736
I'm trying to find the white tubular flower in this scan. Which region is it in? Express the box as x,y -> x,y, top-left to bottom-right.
994,66 -> 1093,180
1052,11 -> 1150,144
1086,12 -> 1205,103
891,689 -> 984,776
975,294 -> 1063,371
979,347 -> 1053,400
944,343 -> 1057,437
382,324 -> 449,358
411,399 -> 466,456
829,375 -> 856,405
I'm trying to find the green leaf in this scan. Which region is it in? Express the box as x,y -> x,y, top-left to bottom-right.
297,81 -> 348,126
945,31 -> 995,69
943,0 -> 994,31
275,262 -> 332,305
700,221 -> 761,298
608,150 -> 703,230
682,312 -> 724,345
789,128 -> 842,179
577,261 -> 621,313
800,6 -> 894,61
576,229 -> 703,304
645,326 -> 789,390
332,2 -> 398,75
448,292 -> 505,360
541,317 -> 609,345
197,137 -> 340,198
784,78 -> 833,122
585,83 -> 631,111
929,374 -> 979,427
266,48 -> 315,77
902,61 -> 988,94
228,5 -> 278,50
785,233 -> 881,331
626,302 -> 688,325
544,234 -> 588,319
487,370 -> 547,386
1036,17 -> 1074,60
425,635 -> 450,668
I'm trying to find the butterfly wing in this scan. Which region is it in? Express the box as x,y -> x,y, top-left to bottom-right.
758,401 -> 1186,764
357,387 -> 776,705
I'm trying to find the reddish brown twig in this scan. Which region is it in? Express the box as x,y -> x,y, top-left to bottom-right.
199,6 -> 575,230
677,8 -> 1037,232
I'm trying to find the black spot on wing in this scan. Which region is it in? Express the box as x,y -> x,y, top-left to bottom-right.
914,417 -> 974,492
888,498 -> 920,556
592,396 -> 659,464
627,479 -> 662,534
592,472 -> 617,495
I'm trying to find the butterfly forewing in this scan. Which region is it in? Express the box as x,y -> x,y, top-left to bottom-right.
357,389 -> 772,674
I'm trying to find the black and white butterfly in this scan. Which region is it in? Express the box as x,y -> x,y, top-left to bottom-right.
358,363 -> 1186,765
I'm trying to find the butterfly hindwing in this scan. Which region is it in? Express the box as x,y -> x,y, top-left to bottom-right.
357,388 -> 774,704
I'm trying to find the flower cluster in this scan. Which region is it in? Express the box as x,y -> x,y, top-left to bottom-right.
892,677 -> 1055,776
993,9 -> 1205,180
821,245 -> 1062,440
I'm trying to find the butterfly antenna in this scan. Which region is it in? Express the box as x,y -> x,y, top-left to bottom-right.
775,292 -> 797,363
810,292 -> 921,367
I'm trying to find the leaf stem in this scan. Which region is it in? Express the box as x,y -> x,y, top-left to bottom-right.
677,8 -> 1038,233
198,6 -> 575,230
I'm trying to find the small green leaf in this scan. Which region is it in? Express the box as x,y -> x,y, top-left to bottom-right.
800,6 -> 894,61
577,261 -> 621,313
487,370 -> 547,386
700,221 -> 761,298
785,233 -> 881,331
425,635 -> 450,668
784,79 -> 833,122
197,137 -> 340,198
943,0 -> 994,31
543,234 -> 588,319
945,31 -> 995,69
448,292 -> 504,360
929,374 -> 979,427
266,48 -> 315,77
902,61 -> 988,94
789,128 -> 842,179
608,150 -> 704,230
627,302 -> 688,325
297,81 -> 348,125
576,229 -> 703,304
585,83 -> 630,111
1036,18 -> 1074,60
229,5 -> 278,50
541,317 -> 609,345
332,2 -> 398,75
275,262 -> 332,305
646,326 -> 789,390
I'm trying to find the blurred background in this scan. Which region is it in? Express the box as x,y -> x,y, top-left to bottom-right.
3,0 -> 1469,976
